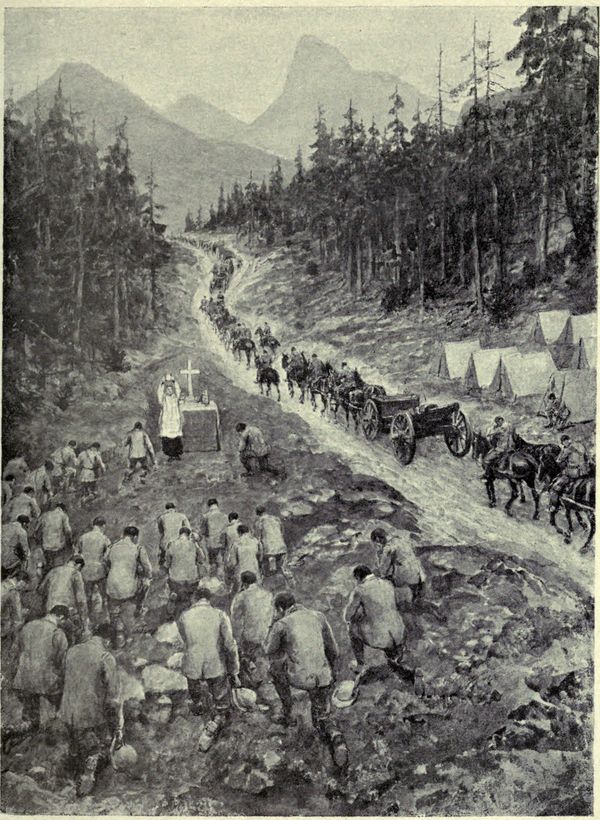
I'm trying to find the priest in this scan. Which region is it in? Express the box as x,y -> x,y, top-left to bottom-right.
157,374 -> 184,461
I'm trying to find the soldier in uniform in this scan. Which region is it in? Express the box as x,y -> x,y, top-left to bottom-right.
50,440 -> 78,492
157,502 -> 191,567
548,434 -> 590,510
75,517 -> 112,617
77,443 -> 106,501
34,501 -> 73,569
123,421 -> 156,482
235,422 -> 277,476
5,485 -> 40,523
59,622 -> 122,796
307,353 -> 325,382
200,498 -> 229,579
481,416 -> 514,479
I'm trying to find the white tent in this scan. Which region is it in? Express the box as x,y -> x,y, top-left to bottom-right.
571,336 -> 597,370
541,369 -> 597,424
464,347 -> 519,392
531,310 -> 571,345
556,312 -> 597,346
430,339 -> 481,380
491,350 -> 556,401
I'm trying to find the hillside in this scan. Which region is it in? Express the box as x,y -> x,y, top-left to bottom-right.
244,36 -> 450,160
17,63 -> 292,229
162,94 -> 245,142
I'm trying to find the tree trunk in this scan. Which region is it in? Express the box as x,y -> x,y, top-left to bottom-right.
439,175 -> 446,283
72,207 -> 85,348
113,268 -> 121,340
536,169 -> 549,279
417,220 -> 425,316
346,237 -> 355,293
355,238 -> 363,296
393,193 -> 401,256
366,235 -> 373,287
471,210 -> 484,312
458,212 -> 466,286
120,274 -> 130,341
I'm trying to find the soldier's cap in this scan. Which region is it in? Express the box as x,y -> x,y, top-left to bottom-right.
23,485 -> 34,492
370,527 -> 387,542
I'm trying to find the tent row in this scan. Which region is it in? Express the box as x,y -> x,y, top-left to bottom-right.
531,309 -> 597,346
430,339 -> 596,420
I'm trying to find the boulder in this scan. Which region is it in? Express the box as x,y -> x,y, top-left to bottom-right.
166,652 -> 183,670
142,664 -> 188,694
155,622 -> 184,648
119,670 -> 145,702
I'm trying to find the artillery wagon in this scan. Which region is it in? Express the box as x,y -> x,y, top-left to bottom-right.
360,394 -> 472,465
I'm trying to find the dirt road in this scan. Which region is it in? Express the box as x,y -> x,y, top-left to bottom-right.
193,243 -> 593,593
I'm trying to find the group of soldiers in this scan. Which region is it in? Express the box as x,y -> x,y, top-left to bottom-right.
2,443 -> 107,514
1,416 -> 442,793
480,415 -> 592,511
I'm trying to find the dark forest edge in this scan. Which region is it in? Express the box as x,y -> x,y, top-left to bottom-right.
192,8 -> 597,321
4,80 -> 174,435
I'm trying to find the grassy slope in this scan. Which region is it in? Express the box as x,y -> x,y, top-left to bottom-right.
226,233 -> 595,448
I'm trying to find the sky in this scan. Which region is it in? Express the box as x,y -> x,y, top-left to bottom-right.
5,6 -> 527,122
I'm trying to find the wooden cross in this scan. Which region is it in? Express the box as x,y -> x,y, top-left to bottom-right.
180,357 -> 200,400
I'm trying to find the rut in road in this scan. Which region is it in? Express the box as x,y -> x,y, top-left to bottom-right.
188,243 -> 592,593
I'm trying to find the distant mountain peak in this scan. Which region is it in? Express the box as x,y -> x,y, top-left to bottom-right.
287,35 -> 350,84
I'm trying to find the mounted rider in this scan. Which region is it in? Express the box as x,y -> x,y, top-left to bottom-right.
336,362 -> 357,394
308,353 -> 325,383
480,416 -> 514,479
257,348 -> 275,369
548,434 -> 590,509
288,347 -> 305,370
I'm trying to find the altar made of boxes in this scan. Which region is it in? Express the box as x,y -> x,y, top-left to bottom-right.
181,400 -> 221,452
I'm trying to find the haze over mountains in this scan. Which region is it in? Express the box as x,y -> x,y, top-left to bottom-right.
17,63 -> 291,229
17,36 -> 456,229
164,35 -> 454,160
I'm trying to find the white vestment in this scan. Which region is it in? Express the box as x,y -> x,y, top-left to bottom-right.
158,381 -> 183,438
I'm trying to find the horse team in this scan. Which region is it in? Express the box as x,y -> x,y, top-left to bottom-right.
200,246 -> 595,556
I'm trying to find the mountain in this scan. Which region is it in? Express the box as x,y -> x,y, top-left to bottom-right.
17,63 -> 291,229
162,95 -> 246,142
243,36 -> 443,160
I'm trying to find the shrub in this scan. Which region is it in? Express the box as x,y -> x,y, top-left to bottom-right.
103,345 -> 131,373
305,259 -> 319,277
381,282 -> 411,314
486,281 -> 518,326
56,380 -> 75,411
521,259 -> 538,290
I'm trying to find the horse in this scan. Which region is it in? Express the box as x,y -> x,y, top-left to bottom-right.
281,352 -> 309,402
472,430 -> 529,503
262,334 -> 280,356
538,451 -> 596,553
478,432 -> 558,520
254,353 -> 281,401
306,362 -> 336,415
232,337 -> 256,367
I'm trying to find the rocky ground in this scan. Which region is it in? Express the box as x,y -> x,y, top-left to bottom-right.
1,240 -> 593,816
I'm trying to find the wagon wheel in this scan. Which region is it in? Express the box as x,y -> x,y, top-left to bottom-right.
444,409 -> 472,458
390,411 -> 416,465
361,399 -> 381,441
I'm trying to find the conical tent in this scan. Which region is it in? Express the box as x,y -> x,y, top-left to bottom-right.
464,347 -> 519,392
430,339 -> 481,380
571,336 -> 597,370
491,350 -> 556,401
541,369 -> 597,424
556,312 -> 597,346
531,310 -> 571,345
